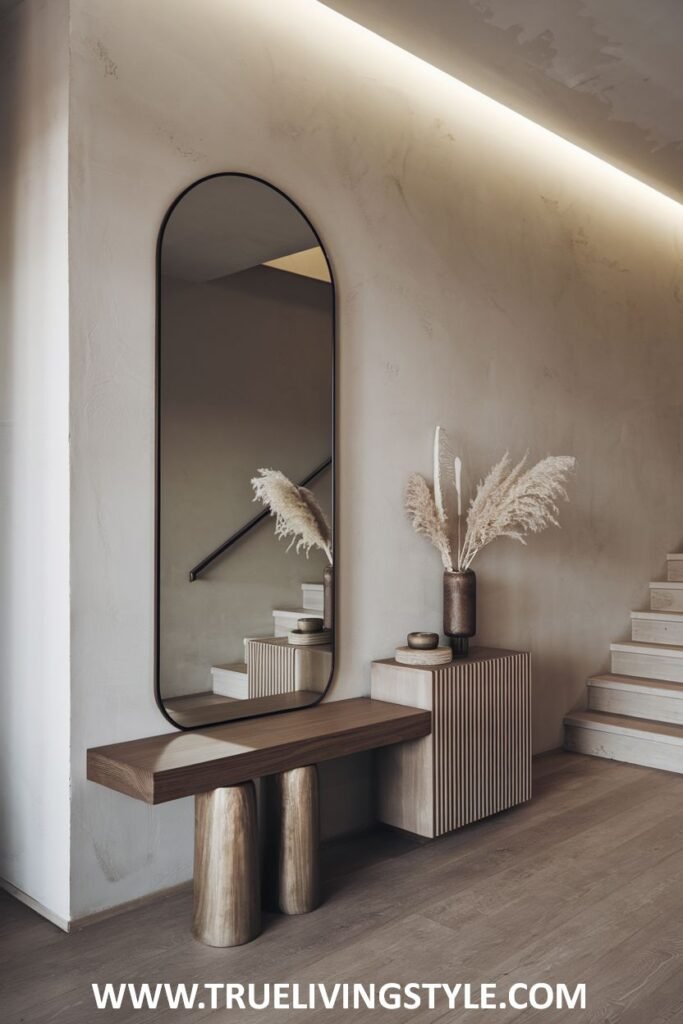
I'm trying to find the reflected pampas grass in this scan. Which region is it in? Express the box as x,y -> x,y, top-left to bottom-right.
252,469 -> 332,563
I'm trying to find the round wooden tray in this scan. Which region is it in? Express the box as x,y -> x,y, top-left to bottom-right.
288,629 -> 333,646
395,645 -> 452,666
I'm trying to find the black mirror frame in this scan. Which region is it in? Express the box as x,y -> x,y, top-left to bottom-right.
154,172 -> 337,731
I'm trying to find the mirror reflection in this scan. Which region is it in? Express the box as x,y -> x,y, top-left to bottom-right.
157,175 -> 334,728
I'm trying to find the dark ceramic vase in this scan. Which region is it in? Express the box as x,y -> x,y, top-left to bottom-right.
323,564 -> 334,631
443,570 -> 476,657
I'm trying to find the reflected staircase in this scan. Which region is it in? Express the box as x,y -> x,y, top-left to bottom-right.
210,582 -> 329,699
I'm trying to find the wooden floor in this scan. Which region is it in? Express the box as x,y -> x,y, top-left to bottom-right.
2,752 -> 682,1023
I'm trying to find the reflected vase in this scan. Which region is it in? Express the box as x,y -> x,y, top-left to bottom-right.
323,564 -> 334,632
443,570 -> 476,658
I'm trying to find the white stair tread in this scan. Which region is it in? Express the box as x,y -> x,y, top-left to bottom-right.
273,607 -> 324,620
610,640 -> 683,658
211,662 -> 249,699
211,662 -> 247,674
631,610 -> 683,622
588,673 -> 683,696
565,710 -> 683,745
667,554 -> 683,561
301,583 -> 324,606
650,581 -> 683,589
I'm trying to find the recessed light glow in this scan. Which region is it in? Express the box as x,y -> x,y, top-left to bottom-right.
315,1 -> 683,220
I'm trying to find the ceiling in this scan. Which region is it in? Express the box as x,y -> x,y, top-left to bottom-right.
161,176 -> 319,282
265,247 -> 331,282
320,0 -> 683,203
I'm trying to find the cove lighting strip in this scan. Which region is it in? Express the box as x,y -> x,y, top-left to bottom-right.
314,0 -> 683,219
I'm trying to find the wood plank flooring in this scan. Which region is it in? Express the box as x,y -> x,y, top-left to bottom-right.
1,752 -> 682,1023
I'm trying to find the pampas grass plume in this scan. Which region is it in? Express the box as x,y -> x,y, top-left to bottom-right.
405,427 -> 575,571
404,472 -> 454,571
252,468 -> 332,563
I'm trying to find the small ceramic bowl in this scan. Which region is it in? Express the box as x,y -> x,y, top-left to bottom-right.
298,617 -> 324,634
407,631 -> 439,651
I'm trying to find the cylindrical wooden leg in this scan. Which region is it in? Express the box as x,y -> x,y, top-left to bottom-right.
192,782 -> 260,947
274,765 -> 320,915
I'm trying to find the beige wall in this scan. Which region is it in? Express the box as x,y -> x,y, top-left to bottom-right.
0,0 -> 71,925
159,266 -> 332,697
64,0 -> 683,919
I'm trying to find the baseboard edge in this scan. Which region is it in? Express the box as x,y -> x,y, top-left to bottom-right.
0,878 -> 70,932
69,879 -> 193,931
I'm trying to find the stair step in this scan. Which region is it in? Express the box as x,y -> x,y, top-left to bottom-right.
564,710 -> 683,774
301,582 -> 324,612
588,673 -> 683,724
272,607 -> 324,636
650,581 -> 683,613
631,610 -> 683,645
211,662 -> 248,700
667,554 -> 683,582
611,640 -> 683,683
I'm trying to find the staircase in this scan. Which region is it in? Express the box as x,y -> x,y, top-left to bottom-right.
564,554 -> 683,774
211,582 -> 324,699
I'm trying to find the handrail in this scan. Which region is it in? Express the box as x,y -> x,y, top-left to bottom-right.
188,457 -> 332,581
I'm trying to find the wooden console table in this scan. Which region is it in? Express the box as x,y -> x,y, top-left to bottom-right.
87,698 -> 430,946
371,648 -> 531,838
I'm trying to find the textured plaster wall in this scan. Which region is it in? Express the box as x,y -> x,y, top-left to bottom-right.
322,0 -> 683,203
66,0 -> 683,918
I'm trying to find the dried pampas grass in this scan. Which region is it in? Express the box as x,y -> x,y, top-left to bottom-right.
252,469 -> 332,563
460,452 -> 575,569
405,427 -> 575,571
433,425 -> 451,532
404,472 -> 454,571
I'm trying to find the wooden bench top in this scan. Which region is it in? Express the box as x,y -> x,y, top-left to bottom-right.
87,698 -> 431,804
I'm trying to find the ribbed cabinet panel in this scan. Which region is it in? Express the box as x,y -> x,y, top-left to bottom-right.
432,653 -> 531,835
246,639 -> 296,698
371,649 -> 531,838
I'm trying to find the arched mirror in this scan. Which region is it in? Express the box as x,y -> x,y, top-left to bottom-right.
156,175 -> 335,729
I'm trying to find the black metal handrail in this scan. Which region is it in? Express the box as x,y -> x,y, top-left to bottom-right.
188,457 -> 332,581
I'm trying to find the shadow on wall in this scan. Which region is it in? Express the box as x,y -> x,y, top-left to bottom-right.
0,0 -> 70,913
0,0 -> 23,892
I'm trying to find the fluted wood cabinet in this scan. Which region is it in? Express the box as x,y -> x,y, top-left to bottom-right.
371,647 -> 532,838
